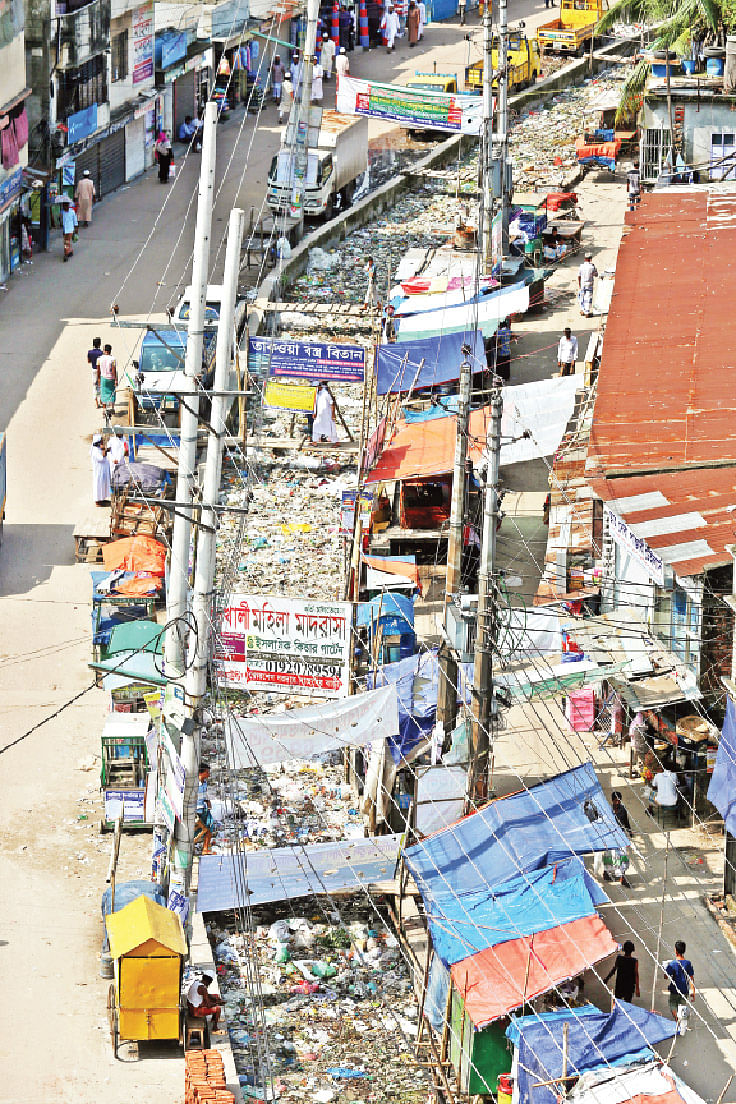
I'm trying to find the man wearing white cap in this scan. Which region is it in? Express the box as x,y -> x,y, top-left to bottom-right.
335,45 -> 349,91
578,252 -> 598,317
75,170 -> 96,227
108,426 -> 129,473
90,435 -> 111,506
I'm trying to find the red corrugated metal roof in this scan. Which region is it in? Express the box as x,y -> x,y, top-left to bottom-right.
587,189 -> 736,578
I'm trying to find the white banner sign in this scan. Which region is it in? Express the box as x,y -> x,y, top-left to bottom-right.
604,506 -> 665,586
219,595 -> 352,698
336,76 -> 483,135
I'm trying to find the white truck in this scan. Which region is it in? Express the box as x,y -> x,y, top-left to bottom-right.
267,111 -> 369,219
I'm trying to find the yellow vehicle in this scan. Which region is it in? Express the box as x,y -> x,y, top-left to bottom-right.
537,0 -> 608,55
465,34 -> 540,94
106,894 -> 187,1058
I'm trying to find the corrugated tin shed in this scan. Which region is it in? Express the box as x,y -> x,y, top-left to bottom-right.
587,190 -> 736,578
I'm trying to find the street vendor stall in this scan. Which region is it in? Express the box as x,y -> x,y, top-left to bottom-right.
100,712 -> 153,830
105,894 -> 187,1058
91,571 -> 162,670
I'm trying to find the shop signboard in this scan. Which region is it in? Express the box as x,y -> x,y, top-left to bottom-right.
105,788 -> 145,824
604,506 -> 665,586
67,104 -> 98,145
0,166 -> 22,215
337,76 -> 483,135
158,30 -> 187,72
218,594 -> 352,697
249,336 -> 365,383
132,2 -> 154,84
263,379 -> 316,413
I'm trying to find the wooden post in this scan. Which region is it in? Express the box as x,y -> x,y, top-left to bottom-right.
415,944 -> 433,1055
562,1023 -> 569,1080
456,972 -> 468,1094
440,978 -> 453,1065
651,831 -> 670,1012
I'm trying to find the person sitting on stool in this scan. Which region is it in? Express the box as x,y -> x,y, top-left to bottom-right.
187,974 -> 224,1031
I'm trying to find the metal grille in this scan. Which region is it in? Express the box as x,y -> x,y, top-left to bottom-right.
640,127 -> 671,182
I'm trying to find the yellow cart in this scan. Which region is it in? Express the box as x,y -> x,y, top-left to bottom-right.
105,894 -> 187,1058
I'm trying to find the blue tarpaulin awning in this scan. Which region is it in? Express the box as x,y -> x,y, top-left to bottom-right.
356,593 -> 415,631
375,331 -> 484,396
405,763 -> 629,897
508,1003 -> 678,1104
426,858 -> 608,967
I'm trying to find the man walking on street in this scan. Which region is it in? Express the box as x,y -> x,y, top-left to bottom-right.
88,336 -> 104,409
75,170 -> 95,227
335,46 -> 350,90
578,252 -> 598,316
98,343 -> 118,415
321,33 -> 335,80
557,327 -> 578,376
272,54 -> 285,104
458,0 -> 466,23
665,941 -> 695,1031
311,56 -> 324,104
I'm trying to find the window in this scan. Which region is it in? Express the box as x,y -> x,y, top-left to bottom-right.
710,132 -> 736,181
111,29 -> 128,82
57,55 -> 107,118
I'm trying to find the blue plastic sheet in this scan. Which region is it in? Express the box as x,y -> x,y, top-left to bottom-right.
356,593 -> 415,630
708,695 -> 736,833
375,331 -> 484,396
508,1002 -> 677,1104
426,859 -> 608,967
405,763 -> 629,896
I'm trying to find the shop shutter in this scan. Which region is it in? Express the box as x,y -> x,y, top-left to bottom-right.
174,70 -> 196,135
75,145 -> 100,195
99,128 -> 126,197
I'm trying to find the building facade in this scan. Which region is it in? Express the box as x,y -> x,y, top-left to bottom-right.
0,0 -> 30,280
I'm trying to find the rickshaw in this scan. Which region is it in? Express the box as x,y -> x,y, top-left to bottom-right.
105,894 -> 187,1058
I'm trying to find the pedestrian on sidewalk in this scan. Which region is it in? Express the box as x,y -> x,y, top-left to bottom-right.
155,131 -> 172,183
604,940 -> 641,1005
665,941 -> 695,1030
195,762 -> 217,853
339,3 -> 351,50
88,336 -> 104,409
272,55 -> 285,104
408,1 -> 420,45
321,33 -> 335,79
75,170 -> 95,227
311,56 -> 324,103
364,255 -> 376,308
90,434 -> 111,506
418,0 -> 426,38
557,326 -> 578,376
98,344 -> 118,415
578,252 -> 598,316
335,46 -> 350,90
458,0 -> 466,23
611,791 -> 633,835
627,165 -> 641,210
60,198 -> 77,261
380,6 -> 399,50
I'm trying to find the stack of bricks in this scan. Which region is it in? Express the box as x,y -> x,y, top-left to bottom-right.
185,1049 -> 234,1104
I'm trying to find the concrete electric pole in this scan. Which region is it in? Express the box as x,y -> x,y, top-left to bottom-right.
165,100 -> 218,678
437,351 -> 472,739
470,388 -> 502,803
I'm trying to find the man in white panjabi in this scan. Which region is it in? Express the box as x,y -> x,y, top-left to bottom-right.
90,434 -> 111,505
312,381 -> 338,443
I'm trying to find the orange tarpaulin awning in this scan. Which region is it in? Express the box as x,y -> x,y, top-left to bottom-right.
450,915 -> 617,1028
364,405 -> 493,485
115,576 -> 163,597
102,536 -> 167,576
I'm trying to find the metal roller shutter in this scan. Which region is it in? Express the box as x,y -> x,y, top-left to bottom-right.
75,146 -> 100,195
99,129 -> 126,197
174,70 -> 196,136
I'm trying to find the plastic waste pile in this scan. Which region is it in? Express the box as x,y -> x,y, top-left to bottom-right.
206,901 -> 427,1104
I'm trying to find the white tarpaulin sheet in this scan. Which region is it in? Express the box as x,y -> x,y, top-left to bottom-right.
225,683 -> 399,767
394,283 -> 498,316
501,608 -> 563,657
415,764 -> 467,835
396,283 -> 530,340
365,566 -> 416,590
498,375 -> 579,465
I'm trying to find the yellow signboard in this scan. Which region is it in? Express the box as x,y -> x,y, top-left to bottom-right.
263,380 -> 316,412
